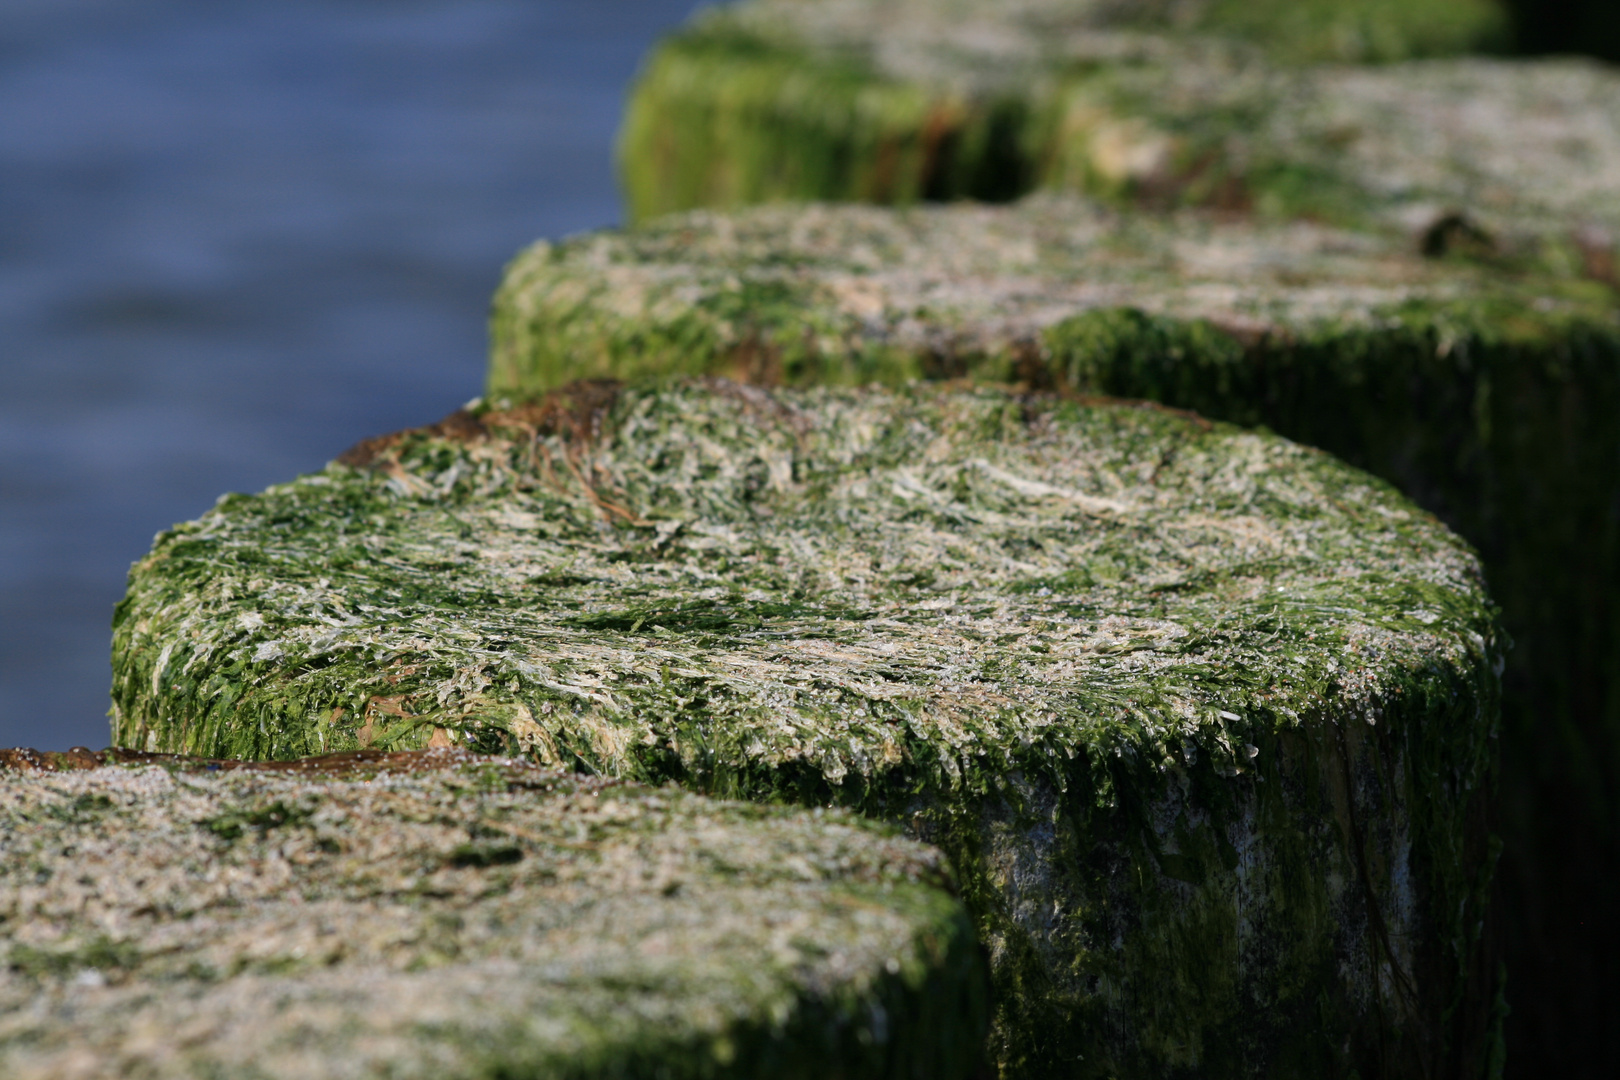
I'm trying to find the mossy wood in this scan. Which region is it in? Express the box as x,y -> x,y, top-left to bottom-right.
615,0 -> 1620,234
113,381 -> 1502,1077
0,747 -> 986,1079
490,198 -> 1620,1070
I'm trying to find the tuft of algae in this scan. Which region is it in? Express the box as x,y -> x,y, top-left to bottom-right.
112,379 -> 1503,1077
0,747 -> 986,1080
489,197 -> 1620,1073
614,0 -> 1620,233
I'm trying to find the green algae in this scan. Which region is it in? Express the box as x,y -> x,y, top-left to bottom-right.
0,749 -> 986,1080
112,379 -> 1502,1077
489,198 -> 1616,399
617,1 -> 1620,230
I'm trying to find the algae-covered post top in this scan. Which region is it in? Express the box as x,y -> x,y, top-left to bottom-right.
619,0 -> 1620,236
489,196 -> 1616,395
0,748 -> 986,1080
112,380 -> 1503,1075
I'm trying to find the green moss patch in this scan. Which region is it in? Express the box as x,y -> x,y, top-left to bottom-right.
616,0 -> 1620,232
0,747 -> 985,1080
112,380 -> 1501,1077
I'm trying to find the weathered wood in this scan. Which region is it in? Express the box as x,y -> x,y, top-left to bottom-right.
111,380 -> 1502,1076
0,748 -> 986,1079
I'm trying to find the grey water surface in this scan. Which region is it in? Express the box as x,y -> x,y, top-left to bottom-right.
0,0 -> 701,748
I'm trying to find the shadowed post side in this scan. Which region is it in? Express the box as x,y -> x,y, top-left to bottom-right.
112,381 -> 1502,1077
0,748 -> 987,1080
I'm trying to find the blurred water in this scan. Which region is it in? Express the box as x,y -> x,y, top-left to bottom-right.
0,0 -> 700,748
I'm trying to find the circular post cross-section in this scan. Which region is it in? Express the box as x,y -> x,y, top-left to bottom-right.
112,381 -> 1502,1077
0,747 -> 987,1080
